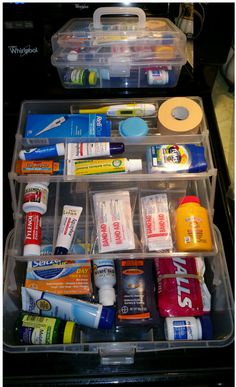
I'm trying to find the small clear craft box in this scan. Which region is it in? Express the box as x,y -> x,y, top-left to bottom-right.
51,7 -> 187,89
3,97 -> 234,363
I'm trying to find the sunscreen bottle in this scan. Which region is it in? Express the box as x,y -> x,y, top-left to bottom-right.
175,196 -> 213,252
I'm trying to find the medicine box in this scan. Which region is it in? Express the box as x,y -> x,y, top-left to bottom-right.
3,226 -> 234,361
51,7 -> 187,89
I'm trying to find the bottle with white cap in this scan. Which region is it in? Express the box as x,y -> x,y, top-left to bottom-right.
22,182 -> 50,215
164,316 -> 213,340
93,259 -> 116,306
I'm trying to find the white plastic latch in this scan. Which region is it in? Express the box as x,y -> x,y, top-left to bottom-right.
99,346 -> 135,365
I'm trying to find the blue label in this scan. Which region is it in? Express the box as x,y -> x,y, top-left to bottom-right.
173,320 -> 188,340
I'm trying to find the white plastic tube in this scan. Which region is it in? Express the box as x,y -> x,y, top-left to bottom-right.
54,205 -> 83,255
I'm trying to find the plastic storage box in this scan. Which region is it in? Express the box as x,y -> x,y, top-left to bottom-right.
3,226 -> 234,363
4,96 -> 233,364
51,7 -> 187,89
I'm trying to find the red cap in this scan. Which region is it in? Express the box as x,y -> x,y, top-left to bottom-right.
179,195 -> 200,205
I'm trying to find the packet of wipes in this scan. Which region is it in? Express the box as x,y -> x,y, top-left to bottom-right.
154,257 -> 211,317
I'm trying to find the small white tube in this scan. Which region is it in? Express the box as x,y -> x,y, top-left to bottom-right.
54,205 -> 83,255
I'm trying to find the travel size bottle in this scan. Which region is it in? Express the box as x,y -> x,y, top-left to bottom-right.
175,195 -> 213,252
15,313 -> 79,345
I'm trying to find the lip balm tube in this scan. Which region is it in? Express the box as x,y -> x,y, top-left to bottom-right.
93,259 -> 116,306
19,143 -> 65,160
15,160 -> 64,175
54,205 -> 83,255
21,287 -> 115,329
67,158 -> 142,176
67,142 -> 125,159
23,212 -> 42,256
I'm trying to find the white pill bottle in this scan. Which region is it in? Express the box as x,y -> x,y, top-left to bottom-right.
164,316 -> 213,340
93,259 -> 116,306
22,182 -> 49,215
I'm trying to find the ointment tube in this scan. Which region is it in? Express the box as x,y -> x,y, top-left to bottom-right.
54,205 -> 83,255
15,160 -> 64,175
67,158 -> 142,176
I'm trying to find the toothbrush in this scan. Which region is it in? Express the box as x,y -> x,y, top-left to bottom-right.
35,116 -> 66,136
77,103 -> 156,117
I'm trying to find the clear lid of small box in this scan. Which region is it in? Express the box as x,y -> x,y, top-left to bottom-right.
51,7 -> 187,69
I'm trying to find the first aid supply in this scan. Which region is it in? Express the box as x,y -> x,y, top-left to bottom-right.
23,212 -> 42,256
67,142 -> 125,159
77,104 -> 156,117
15,160 -> 64,175
164,316 -> 213,340
19,143 -> 65,160
93,259 -> 116,306
67,158 -> 142,176
21,287 -> 115,329
22,183 -> 49,215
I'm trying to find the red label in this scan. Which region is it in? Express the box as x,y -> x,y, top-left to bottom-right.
24,212 -> 42,245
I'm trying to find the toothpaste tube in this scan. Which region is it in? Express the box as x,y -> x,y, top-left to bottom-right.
19,143 -> 65,160
21,287 -> 115,329
154,257 -> 211,317
24,114 -> 111,138
93,190 -> 135,253
116,259 -> 159,325
54,205 -> 83,255
25,259 -> 92,296
141,193 -> 173,251
15,160 -> 64,175
146,144 -> 208,173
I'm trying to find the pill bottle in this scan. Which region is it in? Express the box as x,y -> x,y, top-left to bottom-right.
164,316 -> 213,340
15,313 -> 80,345
175,195 -> 213,251
22,182 -> 49,215
23,211 -> 42,256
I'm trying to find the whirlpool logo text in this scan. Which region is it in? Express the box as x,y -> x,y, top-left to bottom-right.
8,45 -> 38,56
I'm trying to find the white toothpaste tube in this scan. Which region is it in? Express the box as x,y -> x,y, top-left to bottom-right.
54,205 -> 83,255
141,193 -> 173,251
93,191 -> 135,253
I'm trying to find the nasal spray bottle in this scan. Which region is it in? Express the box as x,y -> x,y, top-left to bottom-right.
93,259 -> 116,306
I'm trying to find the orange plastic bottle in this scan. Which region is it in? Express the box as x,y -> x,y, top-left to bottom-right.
175,195 -> 213,251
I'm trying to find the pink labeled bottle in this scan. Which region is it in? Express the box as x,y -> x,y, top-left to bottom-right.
175,195 -> 213,252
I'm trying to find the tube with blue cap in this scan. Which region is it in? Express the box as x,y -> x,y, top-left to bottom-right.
21,287 -> 115,329
146,144 -> 208,173
54,205 -> 83,255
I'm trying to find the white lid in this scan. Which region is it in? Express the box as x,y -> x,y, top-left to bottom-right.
19,150 -> 26,160
67,50 -> 79,61
23,244 -> 41,256
56,143 -> 65,156
127,159 -> 142,172
98,288 -> 116,306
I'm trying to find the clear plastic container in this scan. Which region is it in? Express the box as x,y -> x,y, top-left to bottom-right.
51,7 -> 187,89
3,226 -> 234,363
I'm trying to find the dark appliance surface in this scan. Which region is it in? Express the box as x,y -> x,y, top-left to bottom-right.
3,3 -> 234,386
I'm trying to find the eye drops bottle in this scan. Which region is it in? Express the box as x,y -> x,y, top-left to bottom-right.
93,259 -> 116,306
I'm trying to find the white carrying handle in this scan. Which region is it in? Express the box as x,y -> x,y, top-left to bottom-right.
93,7 -> 146,29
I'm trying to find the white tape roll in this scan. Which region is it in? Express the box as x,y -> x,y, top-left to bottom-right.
158,97 -> 203,135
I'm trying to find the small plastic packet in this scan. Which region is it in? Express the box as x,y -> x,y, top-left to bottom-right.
154,256 -> 211,317
140,193 -> 173,251
92,189 -> 137,253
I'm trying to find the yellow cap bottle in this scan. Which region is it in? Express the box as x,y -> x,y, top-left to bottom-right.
175,195 -> 213,252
